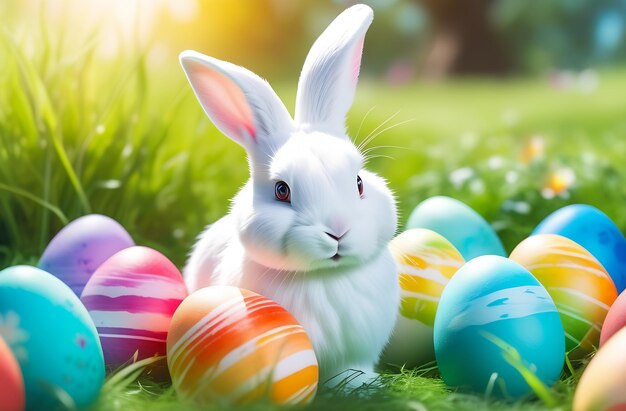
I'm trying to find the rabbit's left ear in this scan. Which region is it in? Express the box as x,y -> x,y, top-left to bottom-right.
294,4 -> 373,135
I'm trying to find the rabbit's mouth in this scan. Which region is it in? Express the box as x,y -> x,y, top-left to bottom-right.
331,253 -> 342,262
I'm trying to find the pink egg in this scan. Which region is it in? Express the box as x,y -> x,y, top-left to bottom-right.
600,291 -> 626,346
0,335 -> 24,411
81,246 -> 187,369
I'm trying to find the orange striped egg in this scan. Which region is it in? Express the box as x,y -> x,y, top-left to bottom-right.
510,234 -> 618,357
167,286 -> 318,405
381,229 -> 465,367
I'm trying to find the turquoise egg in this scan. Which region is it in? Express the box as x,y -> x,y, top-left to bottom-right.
0,266 -> 104,410
406,196 -> 506,261
533,204 -> 626,293
434,256 -> 564,399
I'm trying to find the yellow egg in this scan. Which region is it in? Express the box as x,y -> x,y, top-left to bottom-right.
573,327 -> 626,410
510,234 -> 617,357
380,229 -> 465,368
167,286 -> 318,405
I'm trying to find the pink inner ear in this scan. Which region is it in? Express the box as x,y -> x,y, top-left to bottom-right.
351,37 -> 365,85
187,61 -> 256,142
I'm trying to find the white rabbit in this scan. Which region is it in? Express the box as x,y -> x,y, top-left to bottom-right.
182,4 -> 398,385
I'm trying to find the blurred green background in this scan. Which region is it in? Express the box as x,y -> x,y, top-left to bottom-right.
2,0 -> 626,270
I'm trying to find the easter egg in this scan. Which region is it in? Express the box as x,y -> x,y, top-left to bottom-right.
380,229 -> 465,368
406,196 -> 505,261
573,327 -> 626,411
81,246 -> 187,370
167,286 -> 318,405
510,234 -> 617,356
599,290 -> 626,346
533,204 -> 626,292
0,266 -> 104,410
434,256 -> 564,399
39,214 -> 135,296
0,335 -> 24,411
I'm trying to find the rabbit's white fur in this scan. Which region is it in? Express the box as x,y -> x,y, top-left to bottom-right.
182,4 -> 399,383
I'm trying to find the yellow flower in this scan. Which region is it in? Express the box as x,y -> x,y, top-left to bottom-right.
542,167 -> 576,199
521,135 -> 545,164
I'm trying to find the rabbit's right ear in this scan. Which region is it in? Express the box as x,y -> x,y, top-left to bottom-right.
180,51 -> 293,158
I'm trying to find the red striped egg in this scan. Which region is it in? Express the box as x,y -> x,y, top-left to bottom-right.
81,246 -> 187,369
167,286 -> 318,405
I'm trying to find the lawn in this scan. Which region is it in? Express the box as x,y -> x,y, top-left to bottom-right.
2,19 -> 626,411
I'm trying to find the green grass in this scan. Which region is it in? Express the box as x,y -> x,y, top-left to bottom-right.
90,368 -> 578,411
2,7 -> 626,411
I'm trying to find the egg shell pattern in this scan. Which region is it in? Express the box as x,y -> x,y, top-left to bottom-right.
434,256 -> 565,399
81,246 -> 187,369
0,335 -> 25,411
533,204 -> 626,292
167,286 -> 318,405
573,327 -> 626,411
510,234 -> 617,355
380,229 -> 465,367
0,266 -> 104,410
600,290 -> 626,346
391,229 -> 465,326
406,196 -> 506,261
39,214 -> 135,296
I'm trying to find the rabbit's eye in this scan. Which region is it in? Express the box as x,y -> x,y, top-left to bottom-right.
357,175 -> 364,197
275,181 -> 291,203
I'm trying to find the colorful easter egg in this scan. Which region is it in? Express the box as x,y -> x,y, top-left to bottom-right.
167,286 -> 318,405
510,234 -> 617,356
0,266 -> 104,410
573,327 -> 626,411
81,246 -> 187,370
434,256 -> 564,399
406,196 -> 505,261
380,229 -> 465,368
533,204 -> 626,292
599,290 -> 626,346
39,214 -> 135,296
0,335 -> 25,411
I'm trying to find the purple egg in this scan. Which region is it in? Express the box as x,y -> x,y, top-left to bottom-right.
38,214 -> 134,296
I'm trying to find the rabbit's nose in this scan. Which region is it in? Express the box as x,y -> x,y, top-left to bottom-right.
325,229 -> 348,241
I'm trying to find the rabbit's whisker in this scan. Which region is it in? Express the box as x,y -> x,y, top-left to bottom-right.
357,111 -> 400,151
355,105 -> 376,141
360,118 -> 415,153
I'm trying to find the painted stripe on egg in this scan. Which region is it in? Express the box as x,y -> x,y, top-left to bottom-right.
448,285 -> 557,329
167,286 -> 318,405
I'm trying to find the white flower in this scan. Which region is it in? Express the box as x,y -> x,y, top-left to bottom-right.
488,156 -> 505,170
0,311 -> 29,361
449,167 -> 474,189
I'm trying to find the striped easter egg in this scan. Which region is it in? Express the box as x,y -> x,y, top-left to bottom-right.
167,286 -> 318,405
510,234 -> 618,357
81,246 -> 187,370
380,229 -> 465,368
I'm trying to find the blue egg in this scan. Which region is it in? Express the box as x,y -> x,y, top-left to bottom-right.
0,266 -> 104,410
533,204 -> 626,292
434,256 -> 564,399
406,196 -> 506,261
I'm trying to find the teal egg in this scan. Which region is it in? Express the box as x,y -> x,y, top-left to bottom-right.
434,256 -> 565,399
406,196 -> 505,261
0,266 -> 104,410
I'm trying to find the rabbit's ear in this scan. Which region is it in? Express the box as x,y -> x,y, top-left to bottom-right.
180,50 -> 292,157
294,4 -> 373,135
